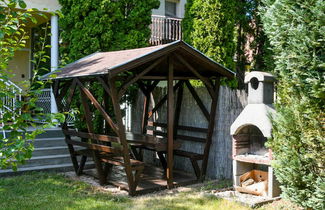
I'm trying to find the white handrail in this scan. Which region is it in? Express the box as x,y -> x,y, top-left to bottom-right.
0,79 -> 23,138
150,15 -> 182,46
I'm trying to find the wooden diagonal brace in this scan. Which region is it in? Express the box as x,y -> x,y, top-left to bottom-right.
76,79 -> 119,135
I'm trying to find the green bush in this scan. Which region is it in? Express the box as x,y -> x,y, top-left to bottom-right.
0,0 -> 64,170
261,0 -> 325,209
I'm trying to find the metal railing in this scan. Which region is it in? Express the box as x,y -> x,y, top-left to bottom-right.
150,15 -> 182,46
0,79 -> 23,138
35,88 -> 75,125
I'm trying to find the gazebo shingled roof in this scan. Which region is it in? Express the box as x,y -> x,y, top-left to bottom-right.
46,40 -> 235,195
43,40 -> 235,80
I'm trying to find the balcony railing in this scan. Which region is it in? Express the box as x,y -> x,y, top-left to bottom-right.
150,15 -> 182,46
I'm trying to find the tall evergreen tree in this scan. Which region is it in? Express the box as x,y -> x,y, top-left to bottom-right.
58,0 -> 160,133
235,0 -> 273,83
261,0 -> 325,209
183,0 -> 272,88
182,0 -> 237,78
59,0 -> 160,61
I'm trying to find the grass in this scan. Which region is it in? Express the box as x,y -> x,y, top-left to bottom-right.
0,172 -> 250,210
0,172 -> 298,210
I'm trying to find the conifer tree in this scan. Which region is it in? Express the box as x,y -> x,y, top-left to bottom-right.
182,0 -> 237,70
261,0 -> 325,208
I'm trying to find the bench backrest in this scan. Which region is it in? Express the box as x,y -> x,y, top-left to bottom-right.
63,129 -> 122,155
146,121 -> 208,144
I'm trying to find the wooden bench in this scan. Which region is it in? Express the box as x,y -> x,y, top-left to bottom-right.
62,129 -> 144,195
135,121 -> 208,180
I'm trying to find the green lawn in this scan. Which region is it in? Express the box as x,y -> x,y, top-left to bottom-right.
0,172 -> 299,210
0,172 -> 251,210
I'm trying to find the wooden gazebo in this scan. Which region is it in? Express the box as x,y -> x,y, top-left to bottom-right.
44,40 -> 235,195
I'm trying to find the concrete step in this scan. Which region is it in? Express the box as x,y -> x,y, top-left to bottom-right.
21,154 -> 72,168
32,146 -> 83,156
33,137 -> 66,147
32,146 -> 70,156
35,129 -> 64,138
4,128 -> 65,139
0,162 -> 95,177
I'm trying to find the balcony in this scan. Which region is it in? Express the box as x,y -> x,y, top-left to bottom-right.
150,15 -> 182,46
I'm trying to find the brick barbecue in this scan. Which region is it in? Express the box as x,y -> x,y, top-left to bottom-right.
230,71 -> 280,198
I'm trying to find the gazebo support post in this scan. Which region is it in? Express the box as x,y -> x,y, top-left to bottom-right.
108,78 -> 136,195
167,56 -> 174,189
200,77 -> 220,181
173,81 -> 184,137
184,81 -> 210,121
141,83 -> 151,134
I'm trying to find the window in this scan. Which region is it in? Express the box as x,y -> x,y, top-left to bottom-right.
165,1 -> 177,17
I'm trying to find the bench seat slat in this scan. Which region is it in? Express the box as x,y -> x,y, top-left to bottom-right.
64,129 -> 119,143
74,149 -> 144,167
66,138 -> 121,154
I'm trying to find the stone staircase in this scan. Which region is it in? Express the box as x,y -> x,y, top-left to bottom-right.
0,128 -> 94,176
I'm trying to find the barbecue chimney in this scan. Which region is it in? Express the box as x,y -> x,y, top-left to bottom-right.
230,71 -> 280,198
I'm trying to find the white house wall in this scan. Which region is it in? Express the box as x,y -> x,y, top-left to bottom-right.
24,0 -> 61,12
153,0 -> 187,18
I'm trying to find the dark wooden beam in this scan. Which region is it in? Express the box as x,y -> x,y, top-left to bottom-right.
167,56 -> 174,189
108,78 -> 135,194
185,81 -> 210,121
201,77 -> 220,180
78,83 -> 106,185
141,90 -> 151,134
97,76 -> 111,97
173,81 -> 184,137
76,79 -> 119,134
53,80 -> 60,98
148,80 -> 160,92
137,80 -> 148,96
174,54 -> 216,99
148,80 -> 183,118
64,78 -> 77,112
56,80 -> 72,107
118,56 -> 166,100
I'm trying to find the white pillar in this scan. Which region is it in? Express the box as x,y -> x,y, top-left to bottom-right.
50,15 -> 59,114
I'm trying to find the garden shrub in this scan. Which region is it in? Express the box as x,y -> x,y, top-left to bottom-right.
261,0 -> 325,209
0,0 -> 64,169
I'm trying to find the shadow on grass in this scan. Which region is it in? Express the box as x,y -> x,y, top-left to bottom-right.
0,172 -> 130,210
0,172 -> 247,210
